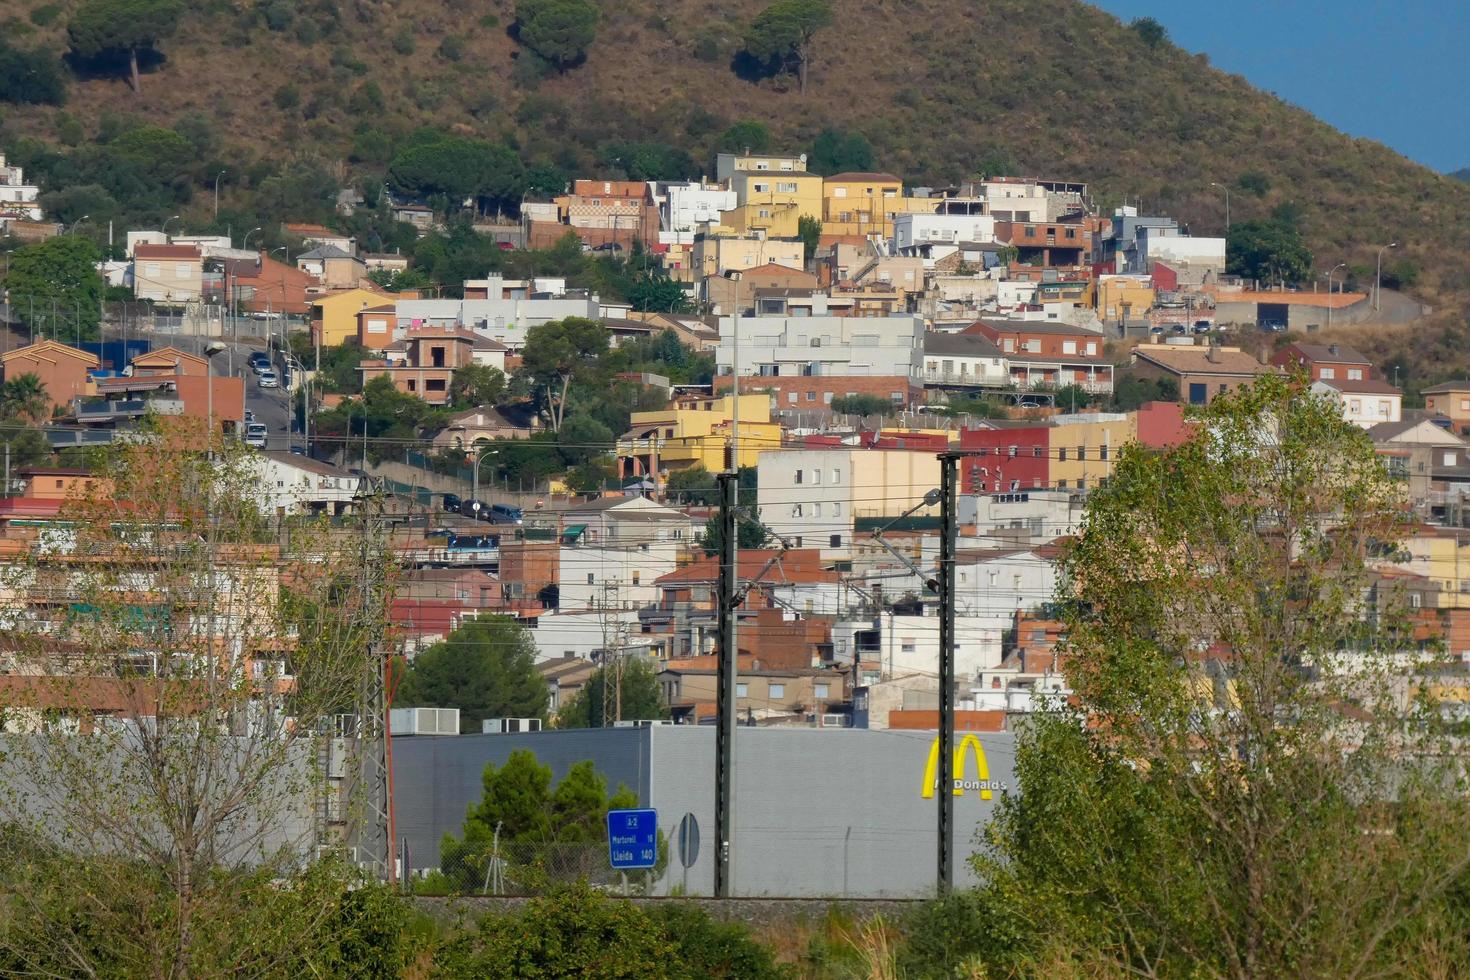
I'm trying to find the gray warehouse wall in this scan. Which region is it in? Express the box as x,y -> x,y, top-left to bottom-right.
393,726 -> 1016,898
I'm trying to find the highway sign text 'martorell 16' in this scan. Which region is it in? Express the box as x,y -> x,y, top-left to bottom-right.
921,734 -> 1008,799
606,807 -> 658,869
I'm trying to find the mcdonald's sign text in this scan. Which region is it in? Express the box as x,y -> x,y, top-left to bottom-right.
921,734 -> 1007,799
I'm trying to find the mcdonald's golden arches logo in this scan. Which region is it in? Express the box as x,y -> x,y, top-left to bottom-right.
921,734 -> 1005,799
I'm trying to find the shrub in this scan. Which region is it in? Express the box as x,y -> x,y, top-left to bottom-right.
439,35 -> 464,61
273,83 -> 299,109
649,904 -> 787,980
391,30 -> 415,55
29,4 -> 61,26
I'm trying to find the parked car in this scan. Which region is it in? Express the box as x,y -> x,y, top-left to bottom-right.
442,493 -> 462,512
1148,325 -> 1165,336
244,423 -> 268,448
243,410 -> 256,424
488,504 -> 524,525
257,370 -> 279,388
459,498 -> 487,520
1171,323 -> 1188,335
1192,320 -> 1213,334
1260,319 -> 1287,333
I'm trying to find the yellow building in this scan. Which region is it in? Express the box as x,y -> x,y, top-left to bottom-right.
1396,526 -> 1470,609
617,394 -> 780,481
821,173 -> 939,239
1048,412 -> 1134,491
691,233 -> 806,280
310,287 -> 393,347
721,171 -> 824,239
1095,275 -> 1156,325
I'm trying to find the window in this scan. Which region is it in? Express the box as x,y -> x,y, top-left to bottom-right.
1058,448 -> 1068,461
1033,446 -> 1043,458
794,536 -> 802,547
145,263 -> 161,278
777,182 -> 797,193
812,503 -> 822,517
806,391 -> 816,401
1078,446 -> 1088,461
795,470 -> 803,484
788,392 -> 798,404
830,534 -> 842,547
736,683 -> 749,697
1062,340 -> 1078,355
1347,368 -> 1364,380
1461,399 -> 1470,412
901,640 -> 916,654
812,469 -> 822,484
832,469 -> 841,484
758,209 -> 771,219
1349,399 -> 1362,415
407,380 -> 417,392
586,573 -> 595,585
632,572 -> 640,585
833,187 -> 848,198
752,183 -> 769,193
426,379 -> 446,392
1320,367 -> 1336,380
792,504 -> 803,517
1025,340 -> 1041,353
832,503 -> 840,516
1085,342 -> 1098,356
815,683 -> 830,699
823,391 -> 834,404
769,683 -> 785,699
175,264 -> 191,279
1445,452 -> 1457,467
1100,444 -> 1109,460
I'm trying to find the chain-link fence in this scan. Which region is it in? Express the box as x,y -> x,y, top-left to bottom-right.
401,839 -> 668,897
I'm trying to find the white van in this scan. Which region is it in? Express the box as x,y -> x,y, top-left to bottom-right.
244,423 -> 268,448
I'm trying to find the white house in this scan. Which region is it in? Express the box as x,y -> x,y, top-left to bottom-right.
921,331 -> 1010,387
394,292 -> 601,351
656,181 -> 737,245
0,153 -> 42,221
561,495 -> 698,548
1311,378 -> 1402,429
892,213 -> 997,252
758,448 -> 941,553
958,488 -> 1084,547
556,541 -> 677,611
245,452 -> 363,516
717,314 -> 924,384
528,609 -> 645,663
834,613 -> 1006,681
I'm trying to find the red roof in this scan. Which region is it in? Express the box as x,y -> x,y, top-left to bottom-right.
656,549 -> 837,586
134,244 -> 201,260
0,497 -> 64,518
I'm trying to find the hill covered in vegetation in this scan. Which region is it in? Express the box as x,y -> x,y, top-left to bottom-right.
2,0 -> 1467,303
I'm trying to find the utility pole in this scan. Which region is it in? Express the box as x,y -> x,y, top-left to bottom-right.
714,469 -> 739,898
936,452 -> 959,893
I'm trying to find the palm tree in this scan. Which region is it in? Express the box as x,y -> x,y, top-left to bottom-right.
0,373 -> 51,425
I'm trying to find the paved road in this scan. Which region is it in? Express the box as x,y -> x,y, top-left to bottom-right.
216,339 -> 296,451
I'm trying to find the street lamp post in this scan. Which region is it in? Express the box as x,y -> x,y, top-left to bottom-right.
203,341 -> 227,456
1210,181 -> 1231,232
162,214 -> 182,239
1375,242 -> 1400,312
1326,263 -> 1347,328
242,226 -> 263,252
68,214 -> 91,235
213,171 -> 227,220
471,448 -> 500,503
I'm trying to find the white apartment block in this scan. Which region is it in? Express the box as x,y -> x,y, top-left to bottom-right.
717,314 -> 924,384
893,213 -> 997,251
0,153 -> 42,221
556,541 -> 679,611
758,448 -> 941,552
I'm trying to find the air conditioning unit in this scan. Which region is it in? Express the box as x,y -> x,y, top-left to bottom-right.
482,717 -> 542,734
389,707 -> 460,736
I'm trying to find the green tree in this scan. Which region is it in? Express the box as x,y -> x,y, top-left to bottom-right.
664,464 -> 718,505
702,507 -> 771,556
1236,170 -> 1272,196
394,617 -> 548,732
962,376 -> 1470,976
1052,382 -> 1093,411
556,658 -> 668,729
514,0 -> 600,71
556,413 -> 614,468
1130,16 -> 1169,48
0,374 -> 52,425
4,235 -> 104,342
797,213 -> 822,262
387,137 -> 526,216
808,128 -> 874,176
0,39 -> 66,105
519,317 -> 609,430
449,363 -> 508,409
628,273 -> 691,313
1227,216 -> 1313,286
1110,371 -> 1178,410
719,120 -> 771,152
437,751 -> 641,891
742,0 -> 833,92
106,125 -> 194,182
67,0 -> 182,93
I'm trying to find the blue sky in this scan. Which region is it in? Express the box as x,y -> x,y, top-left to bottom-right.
1092,1 -> 1469,173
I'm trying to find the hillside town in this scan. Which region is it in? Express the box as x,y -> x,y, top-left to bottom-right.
0,144 -> 1465,906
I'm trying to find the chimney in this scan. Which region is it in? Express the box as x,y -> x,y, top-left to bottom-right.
1328,343 -> 1339,357
1206,344 -> 1219,364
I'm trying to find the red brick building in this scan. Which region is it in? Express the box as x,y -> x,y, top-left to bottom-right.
715,373 -> 922,410
956,423 -> 1052,492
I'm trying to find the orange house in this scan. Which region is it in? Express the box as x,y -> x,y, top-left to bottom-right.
1,340 -> 100,415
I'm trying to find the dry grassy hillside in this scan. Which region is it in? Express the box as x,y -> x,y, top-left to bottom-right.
5,0 -> 1468,303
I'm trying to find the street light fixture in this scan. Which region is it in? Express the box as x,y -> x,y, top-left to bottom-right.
68,215 -> 91,234
162,214 -> 182,239
1210,181 -> 1231,232
1375,242 -> 1400,312
471,448 -> 500,503
1326,262 -> 1347,328
213,171 -> 227,220
203,340 -> 227,456
242,226 -> 263,251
